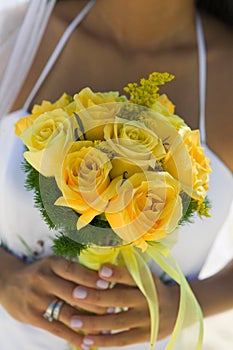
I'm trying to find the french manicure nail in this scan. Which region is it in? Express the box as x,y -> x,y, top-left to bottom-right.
70,318 -> 83,329
83,338 -> 94,346
81,345 -> 90,350
100,266 -> 113,278
73,286 -> 87,299
107,307 -> 115,314
96,279 -> 109,289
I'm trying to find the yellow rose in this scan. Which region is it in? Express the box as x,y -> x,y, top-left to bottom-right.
20,108 -> 76,176
157,94 -> 175,114
141,109 -> 180,145
102,117 -> 166,178
74,88 -> 124,140
55,142 -> 115,229
143,113 -> 194,195
105,172 -> 182,251
152,101 -> 186,130
104,118 -> 166,159
182,128 -> 211,201
14,93 -> 73,136
109,157 -> 143,179
163,127 -> 211,201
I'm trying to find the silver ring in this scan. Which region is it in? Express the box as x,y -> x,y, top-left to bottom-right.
53,300 -> 64,321
43,299 -> 58,322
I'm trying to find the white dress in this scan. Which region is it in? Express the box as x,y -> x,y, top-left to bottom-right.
0,4 -> 232,350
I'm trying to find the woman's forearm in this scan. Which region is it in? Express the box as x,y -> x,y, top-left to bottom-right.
191,259 -> 233,317
0,247 -> 26,303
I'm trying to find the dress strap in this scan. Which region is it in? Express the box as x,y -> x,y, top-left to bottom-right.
23,0 -> 96,111
196,13 -> 207,144
0,0 -> 56,117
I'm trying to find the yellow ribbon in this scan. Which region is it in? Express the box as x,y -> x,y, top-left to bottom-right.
120,246 -> 158,350
147,243 -> 204,350
77,242 -> 203,350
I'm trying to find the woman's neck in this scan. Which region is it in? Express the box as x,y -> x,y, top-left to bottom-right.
81,0 -> 196,52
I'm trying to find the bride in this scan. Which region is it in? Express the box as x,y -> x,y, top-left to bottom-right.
0,1 -> 232,349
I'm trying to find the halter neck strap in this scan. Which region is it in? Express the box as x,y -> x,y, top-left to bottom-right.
23,0 -> 96,111
0,0 -> 56,117
196,13 -> 207,144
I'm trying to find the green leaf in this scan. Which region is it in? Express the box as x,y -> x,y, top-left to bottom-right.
52,233 -> 86,259
179,192 -> 211,226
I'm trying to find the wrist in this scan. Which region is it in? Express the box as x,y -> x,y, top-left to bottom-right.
190,261 -> 233,317
0,247 -> 26,303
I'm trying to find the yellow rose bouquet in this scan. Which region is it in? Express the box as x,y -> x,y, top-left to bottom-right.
15,72 -> 211,350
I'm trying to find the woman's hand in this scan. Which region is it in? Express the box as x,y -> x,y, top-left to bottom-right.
0,250 -> 111,348
67,264 -> 180,348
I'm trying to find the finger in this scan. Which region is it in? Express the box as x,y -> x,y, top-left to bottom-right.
99,264 -> 136,286
72,284 -> 147,308
44,266 -> 109,314
81,327 -> 150,348
44,272 -> 108,314
29,303 -> 84,348
57,302 -> 107,333
68,309 -> 149,333
40,318 -> 84,347
38,297 -> 100,337
50,256 -> 109,290
41,256 -> 110,313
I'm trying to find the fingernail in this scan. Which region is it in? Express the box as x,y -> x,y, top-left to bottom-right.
100,266 -> 113,278
96,279 -> 109,289
73,286 -> 87,299
107,307 -> 115,314
101,330 -> 111,334
81,345 -> 90,350
83,338 -> 94,346
70,318 -> 83,329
